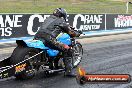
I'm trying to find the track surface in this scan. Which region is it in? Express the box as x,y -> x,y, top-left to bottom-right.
1,34 -> 132,88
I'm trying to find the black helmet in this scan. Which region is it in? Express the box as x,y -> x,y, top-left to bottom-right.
53,8 -> 67,21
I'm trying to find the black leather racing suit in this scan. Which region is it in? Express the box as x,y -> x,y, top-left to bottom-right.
35,15 -> 80,73
35,15 -> 79,52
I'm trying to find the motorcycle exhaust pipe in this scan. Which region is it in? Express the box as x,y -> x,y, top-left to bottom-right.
48,69 -> 65,74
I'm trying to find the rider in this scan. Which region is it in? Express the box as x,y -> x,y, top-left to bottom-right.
34,8 -> 80,76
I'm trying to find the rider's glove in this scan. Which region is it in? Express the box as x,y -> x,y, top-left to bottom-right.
63,44 -> 70,50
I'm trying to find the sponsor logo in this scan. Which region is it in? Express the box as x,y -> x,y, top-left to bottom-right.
27,15 -> 50,35
15,63 -> 27,73
0,15 -> 22,36
114,15 -> 132,27
73,14 -> 103,31
0,14 -> 50,37
26,14 -> 69,35
0,14 -> 105,38
76,67 -> 131,85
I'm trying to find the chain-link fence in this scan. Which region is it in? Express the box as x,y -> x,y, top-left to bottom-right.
0,0 -> 132,13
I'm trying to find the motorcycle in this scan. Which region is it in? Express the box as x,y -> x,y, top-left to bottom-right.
0,31 -> 83,80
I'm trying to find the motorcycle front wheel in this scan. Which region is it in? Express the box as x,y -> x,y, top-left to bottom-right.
72,42 -> 83,68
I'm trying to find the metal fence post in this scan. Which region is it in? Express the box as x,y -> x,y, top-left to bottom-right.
126,1 -> 129,14
124,0 -> 129,14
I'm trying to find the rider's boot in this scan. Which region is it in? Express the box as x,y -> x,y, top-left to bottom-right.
63,49 -> 76,77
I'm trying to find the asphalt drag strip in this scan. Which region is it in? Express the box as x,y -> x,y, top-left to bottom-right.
1,33 -> 132,88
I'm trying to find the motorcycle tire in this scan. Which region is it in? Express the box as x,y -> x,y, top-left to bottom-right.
10,47 -> 41,80
72,42 -> 83,68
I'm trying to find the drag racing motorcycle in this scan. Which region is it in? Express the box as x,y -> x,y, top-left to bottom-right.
0,31 -> 83,80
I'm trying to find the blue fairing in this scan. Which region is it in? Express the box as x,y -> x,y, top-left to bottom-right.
25,40 -> 49,50
57,33 -> 71,45
25,33 -> 71,57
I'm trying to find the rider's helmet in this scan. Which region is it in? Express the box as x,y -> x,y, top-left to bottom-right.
53,8 -> 67,21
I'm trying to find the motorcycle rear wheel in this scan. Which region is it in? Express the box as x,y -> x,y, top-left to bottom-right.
10,47 -> 41,80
